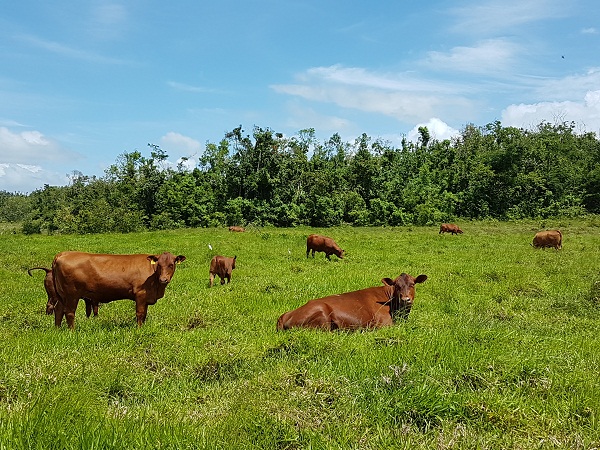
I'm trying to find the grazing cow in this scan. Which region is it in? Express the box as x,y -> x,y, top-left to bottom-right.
27,267 -> 99,318
209,255 -> 236,287
229,226 -> 245,232
277,273 -> 427,331
439,223 -> 463,235
52,251 -> 185,328
306,234 -> 344,260
532,230 -> 562,250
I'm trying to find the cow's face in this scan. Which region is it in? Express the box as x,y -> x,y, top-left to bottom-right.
382,273 -> 427,320
149,252 -> 186,284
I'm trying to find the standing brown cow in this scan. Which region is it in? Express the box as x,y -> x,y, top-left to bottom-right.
532,230 -> 562,249
277,273 -> 427,331
28,267 -> 99,318
228,226 -> 245,232
209,255 -> 236,287
306,234 -> 344,260
52,251 -> 185,328
439,223 -> 463,235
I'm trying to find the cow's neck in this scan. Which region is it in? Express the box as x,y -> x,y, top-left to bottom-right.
148,270 -> 167,298
387,291 -> 411,322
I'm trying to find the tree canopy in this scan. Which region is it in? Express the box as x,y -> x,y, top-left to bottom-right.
2,120 -> 599,234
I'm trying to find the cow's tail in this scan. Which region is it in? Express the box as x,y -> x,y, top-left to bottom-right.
28,267 -> 51,276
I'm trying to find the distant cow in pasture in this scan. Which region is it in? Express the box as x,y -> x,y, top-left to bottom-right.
306,234 -> 344,260
532,230 -> 562,250
209,255 -> 236,287
51,251 -> 185,328
229,226 -> 246,232
276,273 -> 427,331
28,267 -> 99,318
439,223 -> 463,235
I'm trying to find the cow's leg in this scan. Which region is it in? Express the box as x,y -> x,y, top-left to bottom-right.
92,303 -> 99,316
306,248 -> 310,258
53,301 -> 65,327
220,277 -> 225,285
85,299 -> 92,318
209,273 -> 215,287
325,253 -> 331,261
135,301 -> 148,326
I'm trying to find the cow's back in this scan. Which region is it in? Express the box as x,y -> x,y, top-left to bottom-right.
277,285 -> 392,330
533,230 -> 562,249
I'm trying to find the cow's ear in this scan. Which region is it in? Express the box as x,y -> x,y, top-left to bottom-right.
148,255 -> 159,265
381,278 -> 394,286
415,274 -> 428,284
176,255 -> 186,264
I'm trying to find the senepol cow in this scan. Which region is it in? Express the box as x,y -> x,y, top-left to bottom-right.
277,273 -> 427,331
52,251 -> 185,328
229,226 -> 245,232
27,267 -> 98,318
532,230 -> 562,250
439,223 -> 463,235
306,234 -> 344,260
209,255 -> 236,287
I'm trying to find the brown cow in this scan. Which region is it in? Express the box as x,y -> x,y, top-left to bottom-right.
532,230 -> 562,249
229,226 -> 245,232
27,267 -> 99,318
439,223 -> 463,235
209,255 -> 236,287
277,273 -> 427,331
52,251 -> 185,328
306,234 -> 344,260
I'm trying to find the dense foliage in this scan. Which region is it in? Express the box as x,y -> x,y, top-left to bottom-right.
2,120 -> 599,233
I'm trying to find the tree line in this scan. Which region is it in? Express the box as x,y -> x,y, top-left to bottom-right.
2,120 -> 599,234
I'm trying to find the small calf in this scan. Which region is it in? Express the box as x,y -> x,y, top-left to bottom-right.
209,255 -> 237,287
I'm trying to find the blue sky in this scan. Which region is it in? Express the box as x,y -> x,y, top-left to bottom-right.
1,0 -> 599,193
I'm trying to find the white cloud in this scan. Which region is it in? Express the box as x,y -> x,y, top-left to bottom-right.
501,90 -> 600,131
271,66 -> 476,124
160,132 -> 202,155
533,68 -> 600,101
0,127 -> 79,164
0,163 -> 69,193
581,28 -> 598,34
449,0 -> 568,34
406,118 -> 460,143
16,34 -> 130,65
424,39 -> 520,73
0,126 -> 82,192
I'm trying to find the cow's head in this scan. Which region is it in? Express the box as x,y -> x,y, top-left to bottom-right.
335,248 -> 345,259
231,255 -> 237,270
149,252 -> 186,285
381,273 -> 427,320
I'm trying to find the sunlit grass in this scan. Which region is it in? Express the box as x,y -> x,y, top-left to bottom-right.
1,220 -> 599,448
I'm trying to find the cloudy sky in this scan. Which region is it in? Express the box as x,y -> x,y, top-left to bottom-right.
1,0 -> 599,193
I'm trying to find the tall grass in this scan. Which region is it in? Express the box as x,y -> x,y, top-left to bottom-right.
1,220 -> 599,449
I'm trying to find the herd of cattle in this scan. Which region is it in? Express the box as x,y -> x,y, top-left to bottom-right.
27,224 -> 563,331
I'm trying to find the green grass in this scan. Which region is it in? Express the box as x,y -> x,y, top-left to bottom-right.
1,220 -> 600,449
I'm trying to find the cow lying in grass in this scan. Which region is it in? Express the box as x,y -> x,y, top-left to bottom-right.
277,273 -> 427,331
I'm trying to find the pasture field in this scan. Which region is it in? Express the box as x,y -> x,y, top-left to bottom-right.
1,219 -> 600,449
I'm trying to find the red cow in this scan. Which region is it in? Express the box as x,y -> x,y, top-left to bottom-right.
209,255 -> 236,287
532,230 -> 562,249
52,251 -> 185,328
306,234 -> 344,260
28,267 -> 99,318
228,226 -> 246,232
277,273 -> 427,331
439,223 -> 463,235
